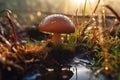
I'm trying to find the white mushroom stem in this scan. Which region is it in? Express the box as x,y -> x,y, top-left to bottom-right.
50,33 -> 61,44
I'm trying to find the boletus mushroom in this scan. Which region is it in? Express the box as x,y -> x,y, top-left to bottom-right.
39,14 -> 75,44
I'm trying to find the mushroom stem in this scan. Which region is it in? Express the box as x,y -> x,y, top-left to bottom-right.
50,33 -> 61,44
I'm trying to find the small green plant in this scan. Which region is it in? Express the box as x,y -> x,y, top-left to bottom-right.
67,0 -> 120,78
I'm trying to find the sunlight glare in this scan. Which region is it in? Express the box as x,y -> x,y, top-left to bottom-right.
90,0 -> 94,3
70,0 -> 94,5
70,0 -> 84,6
75,0 -> 85,4
64,0 -> 96,14
70,0 -> 95,8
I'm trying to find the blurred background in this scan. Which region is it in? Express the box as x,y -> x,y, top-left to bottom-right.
0,0 -> 120,24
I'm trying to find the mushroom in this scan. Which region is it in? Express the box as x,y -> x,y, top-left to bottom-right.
38,14 -> 75,44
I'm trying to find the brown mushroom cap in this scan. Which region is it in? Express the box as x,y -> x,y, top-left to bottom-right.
39,14 -> 75,34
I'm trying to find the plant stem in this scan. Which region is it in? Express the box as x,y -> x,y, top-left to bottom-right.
92,0 -> 101,14
83,0 -> 87,26
104,5 -> 120,22
75,8 -> 79,29
81,0 -> 101,36
6,12 -> 17,48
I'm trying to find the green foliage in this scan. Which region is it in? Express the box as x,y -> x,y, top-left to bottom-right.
118,73 -> 120,80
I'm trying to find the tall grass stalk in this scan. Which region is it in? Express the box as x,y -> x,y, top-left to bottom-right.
81,0 -> 101,36
83,0 -> 87,25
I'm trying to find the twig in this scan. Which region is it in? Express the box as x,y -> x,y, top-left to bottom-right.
6,11 -> 17,48
0,9 -> 18,52
104,5 -> 120,22
0,34 -> 17,52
